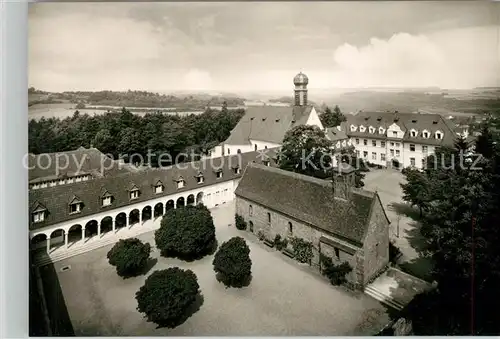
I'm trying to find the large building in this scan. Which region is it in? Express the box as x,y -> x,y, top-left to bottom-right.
235,163 -> 390,289
343,111 -> 458,169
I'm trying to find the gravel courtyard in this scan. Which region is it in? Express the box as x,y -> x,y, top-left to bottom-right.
42,201 -> 391,336
363,169 -> 434,281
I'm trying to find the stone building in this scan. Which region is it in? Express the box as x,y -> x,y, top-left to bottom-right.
235,163 -> 390,289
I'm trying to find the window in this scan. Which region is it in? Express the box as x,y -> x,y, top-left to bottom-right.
372,152 -> 377,160
381,141 -> 386,147
249,205 -> 253,216
356,150 -> 360,157
363,139 -> 367,146
254,144 -> 257,151
267,212 -> 271,223
355,138 -> 359,145
379,127 -> 385,134
390,142 -> 394,147
67,178 -> 74,184
334,248 -> 340,260
396,150 -> 400,157
375,243 -> 379,258
381,153 -> 386,161
422,145 -> 428,153
75,177 -> 82,182
237,149 -> 241,154
196,176 -> 204,184
102,196 -> 112,206
41,183 -> 48,188
265,146 -> 268,149
233,167 -> 241,174
216,170 -> 223,178
372,140 -> 376,147
369,127 -> 375,134
263,160 -> 270,166
410,157 -> 415,166
82,176 -> 89,181
59,179 -> 65,185
392,131 -> 397,137
70,203 -> 81,214
342,140 -> 346,147
227,148 -> 231,154
33,212 -> 44,223
410,144 -> 415,152
363,151 -> 368,158
410,130 -> 417,137
422,158 -> 426,168
435,132 -> 442,139
350,125 -> 357,131
395,143 -> 400,147
390,149 -> 394,156
422,130 -> 429,138
288,222 -> 293,235
50,181 -> 57,187
177,180 -> 185,188
130,190 -> 139,199
155,184 -> 163,193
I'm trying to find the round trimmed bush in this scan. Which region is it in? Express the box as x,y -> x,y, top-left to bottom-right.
213,236 -> 252,288
136,268 -> 201,328
107,238 -> 151,278
155,204 -> 216,260
235,214 -> 247,230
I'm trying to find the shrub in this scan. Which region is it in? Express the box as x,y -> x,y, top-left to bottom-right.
136,268 -> 201,328
213,237 -> 252,288
235,214 -> 247,230
389,241 -> 402,264
274,234 -> 288,251
155,204 -> 216,261
107,238 -> 151,278
290,237 -> 313,263
320,254 -> 353,285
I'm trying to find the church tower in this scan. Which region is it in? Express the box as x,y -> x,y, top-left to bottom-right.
293,72 -> 308,106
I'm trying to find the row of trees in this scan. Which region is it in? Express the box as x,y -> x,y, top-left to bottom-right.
106,205 -> 252,328
400,120 -> 500,335
29,107 -> 245,164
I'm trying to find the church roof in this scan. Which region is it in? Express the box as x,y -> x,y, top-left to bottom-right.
224,105 -> 313,145
235,163 -> 380,245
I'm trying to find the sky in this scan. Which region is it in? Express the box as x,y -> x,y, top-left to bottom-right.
29,2 -> 500,92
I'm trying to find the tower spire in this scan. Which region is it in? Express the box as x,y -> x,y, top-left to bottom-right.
293,72 -> 308,106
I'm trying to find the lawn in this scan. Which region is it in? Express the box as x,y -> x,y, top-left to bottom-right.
40,202 -> 391,336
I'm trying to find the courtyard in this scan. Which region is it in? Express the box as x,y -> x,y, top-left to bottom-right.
39,201 -> 391,336
363,168 -> 434,282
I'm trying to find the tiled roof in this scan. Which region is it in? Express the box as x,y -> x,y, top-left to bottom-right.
224,105 -> 313,145
28,147 -> 132,183
29,149 -> 278,231
325,126 -> 348,142
235,163 -> 378,245
345,111 -> 457,146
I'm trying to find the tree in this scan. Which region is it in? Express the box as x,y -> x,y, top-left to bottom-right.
92,128 -> 113,153
234,214 -> 247,230
405,120 -> 500,335
155,204 -> 217,260
320,105 -> 346,128
212,237 -> 252,288
135,268 -> 201,328
279,125 -> 332,177
75,102 -> 86,109
400,168 -> 431,217
319,255 -> 353,285
475,123 -> 495,159
107,238 -> 152,278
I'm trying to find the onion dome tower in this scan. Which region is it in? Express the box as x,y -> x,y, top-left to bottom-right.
293,72 -> 309,106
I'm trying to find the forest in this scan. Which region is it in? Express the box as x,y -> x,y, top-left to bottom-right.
28,107 -> 245,165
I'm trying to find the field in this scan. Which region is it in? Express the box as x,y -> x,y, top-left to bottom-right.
39,202 -> 391,336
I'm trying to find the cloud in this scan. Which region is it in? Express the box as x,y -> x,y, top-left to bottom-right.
330,26 -> 499,88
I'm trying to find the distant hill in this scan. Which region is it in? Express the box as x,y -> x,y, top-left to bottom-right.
28,89 -> 246,109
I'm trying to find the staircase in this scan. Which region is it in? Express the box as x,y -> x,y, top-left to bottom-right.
364,285 -> 404,311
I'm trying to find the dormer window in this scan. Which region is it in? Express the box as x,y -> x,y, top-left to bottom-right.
263,160 -> 270,166
350,125 -> 357,132
341,140 -> 346,147
215,169 -> 223,179
422,130 -> 430,138
359,125 -> 366,132
233,166 -> 241,175
102,196 -> 112,206
435,131 -> 443,140
410,129 -> 418,137
379,127 -> 385,134
176,177 -> 186,189
369,126 -> 375,134
154,181 -> 164,193
130,189 -> 139,200
68,196 -> 82,214
195,172 -> 204,184
31,202 -> 47,223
